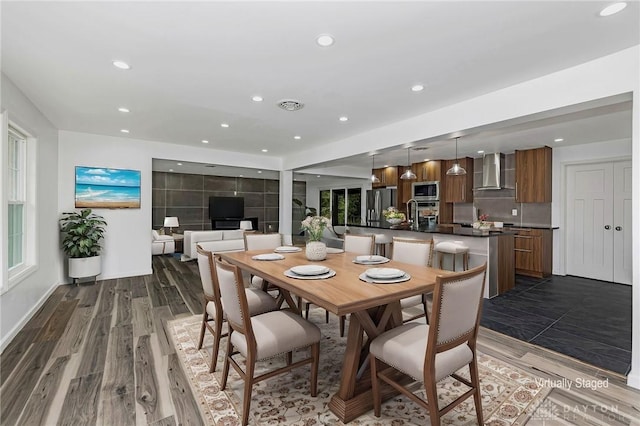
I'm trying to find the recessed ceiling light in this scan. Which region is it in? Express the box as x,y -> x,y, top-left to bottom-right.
383,164 -> 389,168
554,138 -> 564,142
239,174 -> 243,177
201,139 -> 209,144
220,123 -> 230,128
257,170 -> 262,174
294,135 -> 301,140
118,107 -> 130,113
316,175 -> 321,178
112,60 -> 131,70
169,168 -> 174,172
120,129 -> 129,133
477,150 -> 484,154
252,95 -> 263,102
261,149 -> 268,152
177,162 -> 182,166
316,34 -> 335,47
600,2 -> 627,16
411,84 -> 424,92
424,158 -> 430,162
339,116 -> 348,122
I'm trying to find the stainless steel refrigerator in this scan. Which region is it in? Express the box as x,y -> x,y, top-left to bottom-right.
366,188 -> 397,227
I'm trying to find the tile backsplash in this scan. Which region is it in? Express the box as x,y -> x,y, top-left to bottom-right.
451,153 -> 551,227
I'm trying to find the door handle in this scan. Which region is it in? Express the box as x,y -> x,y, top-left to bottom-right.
615,226 -> 622,231
604,225 -> 611,230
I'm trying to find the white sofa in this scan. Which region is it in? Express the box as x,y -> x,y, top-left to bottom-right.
182,229 -> 246,260
152,230 -> 175,255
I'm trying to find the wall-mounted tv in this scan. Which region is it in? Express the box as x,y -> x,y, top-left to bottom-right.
75,166 -> 141,209
209,196 -> 244,219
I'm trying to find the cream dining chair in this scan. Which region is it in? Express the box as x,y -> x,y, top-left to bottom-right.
243,233 -> 283,290
370,263 -> 487,426
196,245 -> 278,372
343,234 -> 375,255
391,237 -> 434,323
215,258 -> 321,426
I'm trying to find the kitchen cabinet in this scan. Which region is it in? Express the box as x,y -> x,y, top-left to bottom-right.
515,146 -> 552,203
371,166 -> 398,188
412,160 -> 441,182
512,228 -> 552,278
442,157 -> 474,203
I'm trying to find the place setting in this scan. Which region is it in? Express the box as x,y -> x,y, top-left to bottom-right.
359,267 -> 410,284
352,255 -> 389,265
251,253 -> 285,261
284,264 -> 336,280
274,246 -> 302,253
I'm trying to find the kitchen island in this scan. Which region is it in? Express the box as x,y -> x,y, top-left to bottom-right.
347,224 -> 515,298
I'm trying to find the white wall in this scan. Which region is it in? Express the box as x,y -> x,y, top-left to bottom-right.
551,138 -> 632,275
57,131 -> 282,284
1,75 -> 60,351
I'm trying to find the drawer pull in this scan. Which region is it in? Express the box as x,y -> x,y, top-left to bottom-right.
514,248 -> 532,253
514,235 -> 533,239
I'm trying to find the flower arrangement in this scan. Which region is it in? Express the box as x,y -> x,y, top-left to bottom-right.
474,214 -> 491,229
382,206 -> 405,221
300,216 -> 331,241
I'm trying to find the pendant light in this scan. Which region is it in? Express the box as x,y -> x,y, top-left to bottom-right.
400,147 -> 417,180
446,137 -> 467,176
370,155 -> 380,183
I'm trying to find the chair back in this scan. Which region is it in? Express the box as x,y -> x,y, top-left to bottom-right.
196,245 -> 218,299
213,258 -> 251,335
428,263 -> 487,353
391,237 -> 433,266
343,234 -> 375,255
244,233 -> 282,251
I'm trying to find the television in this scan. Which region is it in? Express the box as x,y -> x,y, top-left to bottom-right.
209,196 -> 244,219
75,166 -> 141,209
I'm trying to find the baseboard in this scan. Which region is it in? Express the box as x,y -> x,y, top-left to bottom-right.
0,282 -> 59,353
60,268 -> 153,285
627,369 -> 640,390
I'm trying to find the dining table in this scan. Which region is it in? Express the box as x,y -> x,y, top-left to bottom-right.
219,248 -> 452,423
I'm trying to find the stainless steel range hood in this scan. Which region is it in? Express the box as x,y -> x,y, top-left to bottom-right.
478,153 -> 505,190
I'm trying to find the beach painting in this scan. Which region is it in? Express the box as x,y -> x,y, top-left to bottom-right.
75,166 -> 141,208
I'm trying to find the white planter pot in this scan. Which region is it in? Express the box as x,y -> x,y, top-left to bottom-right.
69,256 -> 101,279
305,241 -> 327,261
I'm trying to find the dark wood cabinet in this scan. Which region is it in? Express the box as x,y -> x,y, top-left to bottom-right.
442,157 -> 474,203
515,146 -> 552,203
513,228 -> 552,278
371,166 -> 398,188
412,160 -> 441,182
371,168 -> 385,188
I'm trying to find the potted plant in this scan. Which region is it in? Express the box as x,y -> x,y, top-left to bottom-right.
59,208 -> 107,283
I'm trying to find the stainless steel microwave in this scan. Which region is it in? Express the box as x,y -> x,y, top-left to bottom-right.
411,181 -> 439,201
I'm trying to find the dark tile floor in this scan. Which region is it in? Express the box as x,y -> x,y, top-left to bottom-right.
481,274 -> 632,375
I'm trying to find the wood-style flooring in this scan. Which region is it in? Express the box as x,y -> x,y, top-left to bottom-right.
1,255 -> 639,425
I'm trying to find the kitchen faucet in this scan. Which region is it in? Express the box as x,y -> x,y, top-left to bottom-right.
406,198 -> 418,230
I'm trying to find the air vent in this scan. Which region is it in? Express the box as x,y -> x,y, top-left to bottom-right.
277,99 -> 304,111
412,146 -> 430,151
204,164 -> 216,168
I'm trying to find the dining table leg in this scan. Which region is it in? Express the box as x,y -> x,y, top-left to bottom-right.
328,301 -> 403,423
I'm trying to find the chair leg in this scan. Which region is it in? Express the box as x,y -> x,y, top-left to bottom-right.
305,302 -> 310,319
197,309 -> 207,350
425,379 -> 441,426
421,296 -> 429,325
221,333 -> 233,390
325,309 -> 329,323
241,356 -> 255,426
370,356 -> 381,417
210,314 -> 224,373
339,315 -> 346,337
310,342 -> 319,397
286,351 -> 292,366
469,359 -> 484,425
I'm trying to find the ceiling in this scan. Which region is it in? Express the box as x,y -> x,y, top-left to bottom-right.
2,1 -> 638,177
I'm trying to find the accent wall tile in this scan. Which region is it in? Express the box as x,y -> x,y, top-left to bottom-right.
265,179 -> 279,193
152,189 -> 166,207
293,181 -> 306,195
238,178 -> 265,193
264,207 -> 279,222
166,190 -> 204,207
203,175 -> 236,192
165,207 -> 204,225
152,172 -> 167,189
180,173 -> 204,190
152,208 -> 166,228
265,193 -> 279,208
243,192 -> 265,208
165,173 -> 182,190
244,207 -> 264,223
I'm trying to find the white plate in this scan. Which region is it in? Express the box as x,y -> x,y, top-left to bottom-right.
326,247 -> 345,254
290,265 -> 330,276
353,255 -> 389,264
251,253 -> 285,261
274,246 -> 302,253
285,269 -> 336,280
358,272 -> 411,284
365,268 -> 405,279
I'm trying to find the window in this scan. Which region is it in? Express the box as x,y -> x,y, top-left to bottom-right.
318,188 -> 362,226
8,127 -> 26,270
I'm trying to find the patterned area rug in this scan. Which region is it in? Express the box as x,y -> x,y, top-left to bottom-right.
168,309 -> 550,425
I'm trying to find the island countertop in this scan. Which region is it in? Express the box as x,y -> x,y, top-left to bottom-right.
349,224 -> 517,238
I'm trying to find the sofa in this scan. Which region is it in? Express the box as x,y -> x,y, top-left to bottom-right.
182,229 -> 246,261
152,230 -> 175,255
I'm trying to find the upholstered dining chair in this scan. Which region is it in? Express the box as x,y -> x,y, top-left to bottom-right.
243,232 -> 282,290
343,234 -> 375,256
214,258 -> 321,426
391,237 -> 434,323
196,245 -> 278,372
370,263 -> 487,426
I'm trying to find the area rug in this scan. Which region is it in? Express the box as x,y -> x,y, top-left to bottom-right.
168,309 -> 550,425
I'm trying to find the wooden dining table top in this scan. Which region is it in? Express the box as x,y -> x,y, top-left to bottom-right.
219,249 -> 453,317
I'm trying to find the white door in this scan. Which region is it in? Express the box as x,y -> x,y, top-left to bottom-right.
566,160 -> 632,284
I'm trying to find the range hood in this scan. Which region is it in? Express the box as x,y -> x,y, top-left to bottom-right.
478,153 -> 505,190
